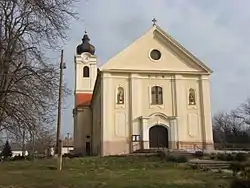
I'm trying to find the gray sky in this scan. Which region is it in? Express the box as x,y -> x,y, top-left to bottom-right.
59,0 -> 250,136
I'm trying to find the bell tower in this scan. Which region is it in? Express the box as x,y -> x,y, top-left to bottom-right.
73,31 -> 97,155
74,31 -> 97,105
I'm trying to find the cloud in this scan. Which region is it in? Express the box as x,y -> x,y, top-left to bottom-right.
61,0 -> 250,134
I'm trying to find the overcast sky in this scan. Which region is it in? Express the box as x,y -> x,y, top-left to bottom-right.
58,0 -> 250,136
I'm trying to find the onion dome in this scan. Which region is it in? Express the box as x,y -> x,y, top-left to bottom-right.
76,31 -> 95,55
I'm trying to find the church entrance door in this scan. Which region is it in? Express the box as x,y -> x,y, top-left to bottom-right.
149,125 -> 168,148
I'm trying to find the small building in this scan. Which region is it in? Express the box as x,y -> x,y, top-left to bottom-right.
61,137 -> 74,154
0,143 -> 28,157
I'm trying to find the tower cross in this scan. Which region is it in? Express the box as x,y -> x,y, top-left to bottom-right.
152,18 -> 157,26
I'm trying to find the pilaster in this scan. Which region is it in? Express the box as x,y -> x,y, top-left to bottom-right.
140,116 -> 150,149
199,75 -> 214,150
169,118 -> 178,149
129,74 -> 141,152
174,75 -> 185,142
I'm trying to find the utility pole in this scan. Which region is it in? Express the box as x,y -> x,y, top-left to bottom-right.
56,49 -> 66,171
56,50 -> 66,155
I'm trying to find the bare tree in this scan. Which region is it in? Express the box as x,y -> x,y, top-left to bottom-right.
236,98 -> 250,125
213,106 -> 250,149
0,0 -> 77,136
213,112 -> 231,145
26,126 -> 56,155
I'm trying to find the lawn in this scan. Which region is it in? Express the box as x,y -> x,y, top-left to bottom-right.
0,155 -> 232,188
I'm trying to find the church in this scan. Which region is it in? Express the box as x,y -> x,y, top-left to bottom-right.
73,21 -> 214,156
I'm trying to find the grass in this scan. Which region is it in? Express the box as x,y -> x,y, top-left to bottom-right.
0,155 -> 233,188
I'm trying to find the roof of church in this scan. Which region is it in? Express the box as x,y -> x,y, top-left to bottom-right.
99,24 -> 212,74
154,25 -> 212,73
76,93 -> 92,107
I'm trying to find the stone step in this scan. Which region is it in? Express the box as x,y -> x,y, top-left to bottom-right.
133,149 -> 165,153
133,149 -> 195,153
187,160 -> 231,170
188,164 -> 230,170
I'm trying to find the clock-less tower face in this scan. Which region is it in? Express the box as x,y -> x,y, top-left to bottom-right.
81,53 -> 89,63
75,52 -> 97,94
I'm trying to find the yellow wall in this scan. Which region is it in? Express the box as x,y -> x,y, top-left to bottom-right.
91,76 -> 102,155
100,71 -> 211,154
74,107 -> 92,154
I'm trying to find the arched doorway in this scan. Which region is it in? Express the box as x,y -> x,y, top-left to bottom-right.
149,125 -> 168,148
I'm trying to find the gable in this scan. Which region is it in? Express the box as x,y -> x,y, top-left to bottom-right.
100,25 -> 212,74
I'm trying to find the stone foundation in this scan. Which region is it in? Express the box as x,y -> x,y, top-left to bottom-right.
102,141 -> 130,156
101,141 -> 214,156
176,141 -> 214,151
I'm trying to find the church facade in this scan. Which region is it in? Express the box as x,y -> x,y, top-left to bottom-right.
73,24 -> 214,156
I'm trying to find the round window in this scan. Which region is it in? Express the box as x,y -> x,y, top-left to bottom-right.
150,49 -> 161,60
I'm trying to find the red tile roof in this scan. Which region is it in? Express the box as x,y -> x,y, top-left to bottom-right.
76,93 -> 92,107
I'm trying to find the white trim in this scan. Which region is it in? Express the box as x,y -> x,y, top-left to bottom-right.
154,26 -> 213,73
115,85 -> 126,109
149,85 -> 165,109
187,87 -> 197,110
148,48 -> 162,62
101,69 -> 210,75
102,73 -> 201,80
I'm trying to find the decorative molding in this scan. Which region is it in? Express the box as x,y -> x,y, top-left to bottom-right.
148,48 -> 162,62
101,69 -> 210,75
148,84 -> 165,109
153,26 -> 213,73
187,113 -> 199,138
115,85 -> 126,109
101,73 -> 201,81
187,87 -> 198,110
75,90 -> 93,93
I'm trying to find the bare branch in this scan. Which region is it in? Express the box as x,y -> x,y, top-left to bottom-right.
0,0 -> 77,136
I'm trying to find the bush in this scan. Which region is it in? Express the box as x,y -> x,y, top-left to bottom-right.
190,163 -> 201,170
164,155 -> 187,163
216,153 -> 227,161
209,153 -> 216,160
63,153 -> 75,158
13,155 -> 25,161
235,153 -> 248,162
229,162 -> 245,176
164,155 -> 176,162
72,153 -> 84,158
156,150 -> 167,159
1,141 -> 12,159
193,151 -> 204,158
213,152 -> 248,162
175,156 -> 188,163
26,155 -> 34,161
225,153 -> 235,161
230,178 -> 250,188
62,153 -> 84,158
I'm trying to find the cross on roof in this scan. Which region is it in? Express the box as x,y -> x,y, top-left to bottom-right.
152,18 -> 157,26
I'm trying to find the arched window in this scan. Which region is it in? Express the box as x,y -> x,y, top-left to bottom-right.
83,66 -> 89,77
151,86 -> 163,105
188,88 -> 196,105
117,87 -> 124,104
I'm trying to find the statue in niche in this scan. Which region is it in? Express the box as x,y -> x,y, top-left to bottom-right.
189,88 -> 196,105
117,87 -> 124,104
